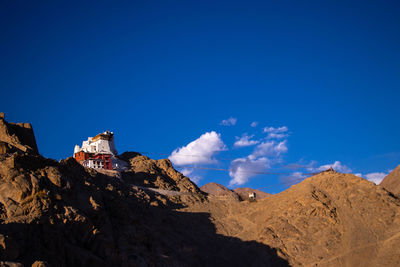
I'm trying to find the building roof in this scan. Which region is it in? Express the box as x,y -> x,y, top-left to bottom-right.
92,131 -> 114,142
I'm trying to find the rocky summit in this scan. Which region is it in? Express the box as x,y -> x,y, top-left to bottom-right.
0,114 -> 400,266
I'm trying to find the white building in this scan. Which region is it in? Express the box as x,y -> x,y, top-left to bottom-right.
74,131 -> 117,155
82,158 -> 105,169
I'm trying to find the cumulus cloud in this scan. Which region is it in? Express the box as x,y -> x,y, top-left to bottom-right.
229,157 -> 270,187
169,131 -> 227,166
364,172 -> 387,184
229,139 -> 288,186
233,134 -> 260,148
220,117 -> 237,126
250,121 -> 258,127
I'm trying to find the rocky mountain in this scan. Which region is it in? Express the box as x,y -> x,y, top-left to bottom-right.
380,164 -> 400,196
188,169 -> 400,266
0,114 -> 400,266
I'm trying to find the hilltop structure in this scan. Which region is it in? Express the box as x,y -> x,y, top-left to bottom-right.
73,131 -> 117,170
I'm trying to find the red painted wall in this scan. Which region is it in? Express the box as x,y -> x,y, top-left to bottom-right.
74,151 -> 113,170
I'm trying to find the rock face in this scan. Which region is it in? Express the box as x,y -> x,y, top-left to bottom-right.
0,114 -> 38,155
120,152 -> 204,198
233,187 -> 271,200
380,164 -> 400,196
0,152 -> 212,266
200,182 -> 240,201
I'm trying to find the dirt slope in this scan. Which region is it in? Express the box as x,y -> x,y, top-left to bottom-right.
380,164 -> 400,196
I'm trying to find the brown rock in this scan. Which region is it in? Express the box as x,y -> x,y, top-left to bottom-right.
0,114 -> 38,154
189,172 -> 400,266
120,152 -> 205,201
31,261 -> 48,267
44,166 -> 62,187
380,164 -> 400,196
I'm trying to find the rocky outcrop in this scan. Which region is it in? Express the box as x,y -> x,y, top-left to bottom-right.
380,164 -> 400,196
120,152 -> 205,201
0,114 -> 38,155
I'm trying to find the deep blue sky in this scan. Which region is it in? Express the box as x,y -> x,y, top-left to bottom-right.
1,0 -> 400,192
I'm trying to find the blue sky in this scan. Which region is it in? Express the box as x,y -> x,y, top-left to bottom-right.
1,0 -> 400,193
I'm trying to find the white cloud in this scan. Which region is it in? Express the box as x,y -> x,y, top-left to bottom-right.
263,126 -> 288,134
169,131 -> 227,166
352,171 -> 388,185
220,117 -> 237,126
233,134 -> 260,148
266,133 -> 288,139
229,139 -> 289,186
251,140 -> 288,159
263,126 -> 289,139
229,157 -> 270,187
180,168 -> 193,177
364,172 -> 387,185
250,121 -> 258,127
180,168 -> 202,184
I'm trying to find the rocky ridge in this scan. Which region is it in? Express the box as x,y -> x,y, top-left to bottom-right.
187,169 -> 400,266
